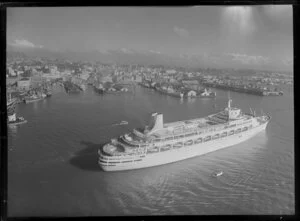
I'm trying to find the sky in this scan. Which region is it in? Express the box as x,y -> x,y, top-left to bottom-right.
7,6 -> 293,71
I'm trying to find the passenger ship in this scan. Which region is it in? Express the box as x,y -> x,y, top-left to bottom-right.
98,100 -> 270,171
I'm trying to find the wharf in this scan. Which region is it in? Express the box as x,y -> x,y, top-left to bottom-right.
202,82 -> 283,96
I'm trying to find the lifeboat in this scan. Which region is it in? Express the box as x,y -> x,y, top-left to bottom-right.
147,146 -> 159,153
173,142 -> 183,149
235,128 -> 241,134
221,132 -> 227,137
194,137 -> 202,144
212,134 -> 220,140
184,140 -> 193,146
204,136 -> 211,142
160,144 -> 172,151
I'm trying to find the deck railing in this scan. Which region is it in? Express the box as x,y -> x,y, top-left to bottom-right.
133,128 -> 145,138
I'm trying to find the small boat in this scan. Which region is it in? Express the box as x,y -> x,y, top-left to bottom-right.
45,90 -> 52,97
94,87 -> 105,94
23,94 -> 44,103
111,121 -> 129,126
119,121 -> 128,125
79,84 -> 86,91
212,171 -> 223,177
8,116 -> 27,126
198,88 -> 216,98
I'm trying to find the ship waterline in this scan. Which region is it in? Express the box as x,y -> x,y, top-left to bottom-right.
98,100 -> 270,171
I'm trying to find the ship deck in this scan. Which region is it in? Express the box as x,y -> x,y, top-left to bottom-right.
121,110 -> 253,144
151,111 -> 230,137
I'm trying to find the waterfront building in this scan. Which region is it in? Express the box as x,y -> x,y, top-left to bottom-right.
135,76 -> 142,83
17,77 -> 31,90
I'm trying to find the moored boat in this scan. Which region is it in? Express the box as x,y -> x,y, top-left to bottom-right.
119,121 -> 129,125
8,113 -> 27,126
23,95 -> 44,104
197,88 -> 216,98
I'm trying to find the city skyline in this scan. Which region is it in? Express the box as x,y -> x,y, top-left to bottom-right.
7,6 -> 293,71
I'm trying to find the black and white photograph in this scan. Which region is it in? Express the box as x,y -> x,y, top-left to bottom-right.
4,5 -> 294,216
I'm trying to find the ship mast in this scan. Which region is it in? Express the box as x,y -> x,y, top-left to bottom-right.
227,91 -> 232,109
228,99 -> 232,109
226,91 -> 232,121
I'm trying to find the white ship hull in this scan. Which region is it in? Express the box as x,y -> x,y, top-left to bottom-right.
100,121 -> 268,171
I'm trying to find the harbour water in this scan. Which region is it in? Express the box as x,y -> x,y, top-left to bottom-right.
8,84 -> 294,216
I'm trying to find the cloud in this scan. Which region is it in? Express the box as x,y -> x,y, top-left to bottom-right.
178,53 -> 221,65
98,49 -> 110,54
115,23 -> 121,29
120,48 -> 134,54
173,26 -> 189,38
222,6 -> 255,35
9,39 -> 44,48
226,53 -> 270,65
149,50 -> 161,54
282,57 -> 293,66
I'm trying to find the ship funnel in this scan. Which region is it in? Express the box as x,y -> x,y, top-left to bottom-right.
147,113 -> 164,134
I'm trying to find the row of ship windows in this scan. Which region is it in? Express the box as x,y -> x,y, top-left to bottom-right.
126,130 -> 221,146
100,151 -> 146,160
225,120 -> 250,129
237,120 -> 252,126
129,125 -> 227,146
146,125 -> 252,153
124,124 -> 252,147
99,158 -> 142,165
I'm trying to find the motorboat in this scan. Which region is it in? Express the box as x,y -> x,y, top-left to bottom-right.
212,171 -> 223,177
119,121 -> 129,125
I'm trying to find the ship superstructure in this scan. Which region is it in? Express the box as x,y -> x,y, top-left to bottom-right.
98,100 -> 270,171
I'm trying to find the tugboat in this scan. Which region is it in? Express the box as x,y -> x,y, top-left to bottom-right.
8,113 -> 27,126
